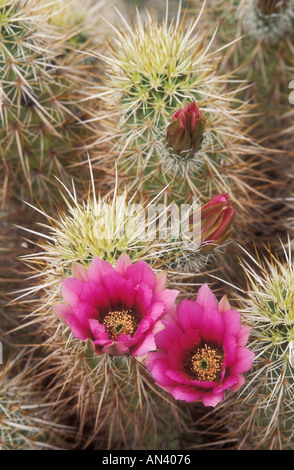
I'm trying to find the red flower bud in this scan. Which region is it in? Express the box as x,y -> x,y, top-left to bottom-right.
200,194 -> 235,253
166,102 -> 207,158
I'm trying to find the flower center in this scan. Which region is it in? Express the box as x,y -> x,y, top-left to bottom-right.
103,309 -> 138,340
185,344 -> 223,382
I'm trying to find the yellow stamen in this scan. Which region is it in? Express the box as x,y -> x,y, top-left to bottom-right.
186,344 -> 223,382
103,310 -> 138,340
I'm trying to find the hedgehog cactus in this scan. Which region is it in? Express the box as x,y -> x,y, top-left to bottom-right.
1,0 -> 289,451
88,2 -> 264,216
37,0 -> 111,48
241,0 -> 294,44
33,264 -> 190,450
0,0 -> 102,205
18,161 -> 235,278
15,171 -> 205,448
0,350 -> 73,450
13,174 -> 241,448
227,241 -> 294,449
208,0 -> 294,118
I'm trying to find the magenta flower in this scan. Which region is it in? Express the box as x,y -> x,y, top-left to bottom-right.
53,254 -> 179,356
146,284 -> 254,407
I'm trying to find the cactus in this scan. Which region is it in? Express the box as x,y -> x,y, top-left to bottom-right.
207,0 -> 294,119
0,0 -> 104,206
1,0 -> 290,451
188,239 -> 294,450
87,1 -> 265,219
223,241 -> 294,449
13,168 -> 204,449
241,0 -> 294,45
29,334 -> 191,449
0,349 -> 73,450
18,160 -> 234,279
37,0 -> 113,49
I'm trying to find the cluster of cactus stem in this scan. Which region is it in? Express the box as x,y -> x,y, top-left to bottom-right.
242,0 -> 294,43
0,0 -> 104,205
203,0 -> 294,248
0,348 -> 74,450
14,171 -> 200,448
88,2 -> 265,222
236,243 -> 294,449
192,241 -> 294,450
1,0 -> 293,452
31,331 -> 192,449
208,0 -> 294,118
207,242 -> 294,450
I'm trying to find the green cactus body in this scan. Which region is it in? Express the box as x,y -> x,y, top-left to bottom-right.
12,166 -> 205,448
89,4 -> 265,247
231,244 -> 294,449
209,0 -> 294,121
15,178 -> 197,448
0,1 -> 96,204
0,351 -> 72,450
40,335 -> 190,449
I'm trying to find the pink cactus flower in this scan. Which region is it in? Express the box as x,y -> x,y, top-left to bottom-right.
146,284 -> 254,407
53,254 -> 179,356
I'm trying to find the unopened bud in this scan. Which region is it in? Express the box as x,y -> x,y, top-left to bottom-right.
200,193 -> 235,253
166,102 -> 207,158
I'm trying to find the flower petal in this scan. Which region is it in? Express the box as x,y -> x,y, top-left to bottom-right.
126,260 -> 156,290
223,309 -> 242,337
133,282 -> 153,314
115,253 -> 132,276
89,319 -> 108,340
61,277 -> 83,307
202,390 -> 224,407
196,284 -> 218,311
71,262 -> 88,281
219,295 -> 231,313
155,321 -> 183,352
136,302 -> 164,336
80,282 -> 111,311
170,385 -> 205,402
177,299 -> 203,331
230,346 -> 255,375
237,326 -> 252,346
66,314 -> 90,340
153,289 -> 179,316
223,334 -> 237,367
230,374 -> 245,392
146,354 -> 177,386
102,272 -> 135,309
53,303 -> 72,324
132,331 -> 157,356
87,257 -> 114,284
154,271 -> 167,294
199,308 -> 224,345
73,301 -> 97,328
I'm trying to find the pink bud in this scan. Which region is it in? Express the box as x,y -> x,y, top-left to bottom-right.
200,194 -> 235,253
166,102 -> 206,158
